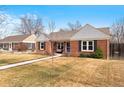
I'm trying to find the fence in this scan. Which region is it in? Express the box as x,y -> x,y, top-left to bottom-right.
110,43 -> 124,60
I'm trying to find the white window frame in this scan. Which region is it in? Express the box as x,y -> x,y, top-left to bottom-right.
40,42 -> 45,50
81,41 -> 94,52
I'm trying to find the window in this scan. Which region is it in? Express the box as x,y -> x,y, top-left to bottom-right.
40,42 -> 45,50
81,41 -> 94,51
82,41 -> 87,50
66,42 -> 70,52
88,41 -> 93,50
12,43 -> 18,49
27,43 -> 33,49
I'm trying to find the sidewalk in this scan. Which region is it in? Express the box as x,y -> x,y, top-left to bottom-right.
0,54 -> 62,70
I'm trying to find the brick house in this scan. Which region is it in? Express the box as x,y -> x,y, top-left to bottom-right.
0,34 -> 36,52
0,24 -> 111,59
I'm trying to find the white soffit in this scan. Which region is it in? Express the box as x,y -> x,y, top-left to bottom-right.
71,24 -> 110,40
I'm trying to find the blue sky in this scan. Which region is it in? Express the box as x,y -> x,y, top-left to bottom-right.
3,5 -> 124,32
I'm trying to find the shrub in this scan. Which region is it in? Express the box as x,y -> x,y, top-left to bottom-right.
79,54 -> 89,58
79,48 -> 103,59
16,44 -> 27,51
93,48 -> 103,59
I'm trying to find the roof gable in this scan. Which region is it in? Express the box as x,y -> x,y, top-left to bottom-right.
97,27 -> 111,35
23,34 -> 37,43
71,24 -> 110,40
36,33 -> 49,42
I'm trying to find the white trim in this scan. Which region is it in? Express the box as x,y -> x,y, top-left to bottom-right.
81,40 -> 94,52
23,41 -> 36,43
8,42 -> 12,51
71,38 -> 110,41
40,42 -> 45,50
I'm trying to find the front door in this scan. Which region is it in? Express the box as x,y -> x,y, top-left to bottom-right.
56,42 -> 64,53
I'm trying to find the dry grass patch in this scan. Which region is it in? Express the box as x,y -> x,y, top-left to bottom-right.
0,53 -> 46,66
0,57 -> 124,87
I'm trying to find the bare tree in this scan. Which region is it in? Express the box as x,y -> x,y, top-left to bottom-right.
111,17 -> 124,44
48,20 -> 56,33
16,14 -> 44,36
68,20 -> 82,31
48,20 -> 56,56
111,17 -> 124,57
0,6 -> 8,39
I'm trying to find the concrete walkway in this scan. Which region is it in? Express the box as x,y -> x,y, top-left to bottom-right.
0,54 -> 62,70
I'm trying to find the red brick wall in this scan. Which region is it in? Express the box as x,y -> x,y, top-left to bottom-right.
70,40 -> 109,59
12,43 -> 27,51
97,40 -> 109,59
70,41 -> 79,56
35,41 -> 52,55
45,41 -> 52,54
35,42 -> 45,54
70,41 -> 95,57
35,40 -> 109,59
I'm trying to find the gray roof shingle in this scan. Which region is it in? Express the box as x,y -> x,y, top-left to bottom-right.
0,34 -> 30,43
49,26 -> 110,41
97,27 -> 111,35
49,30 -> 78,41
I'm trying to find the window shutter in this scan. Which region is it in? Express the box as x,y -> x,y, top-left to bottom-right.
79,41 -> 81,52
38,42 -> 40,50
44,42 -> 46,50
94,40 -> 97,51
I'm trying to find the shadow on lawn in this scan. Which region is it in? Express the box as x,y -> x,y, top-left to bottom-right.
0,59 -> 17,66
7,62 -> 74,87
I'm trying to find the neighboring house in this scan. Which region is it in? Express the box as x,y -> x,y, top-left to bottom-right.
0,34 -> 36,52
0,24 -> 111,59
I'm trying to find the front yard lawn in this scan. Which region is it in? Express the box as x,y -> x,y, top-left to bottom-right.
0,53 -> 47,66
0,57 -> 124,87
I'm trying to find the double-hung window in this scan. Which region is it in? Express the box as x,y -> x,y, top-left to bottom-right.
81,41 -> 94,51
40,42 -> 45,50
